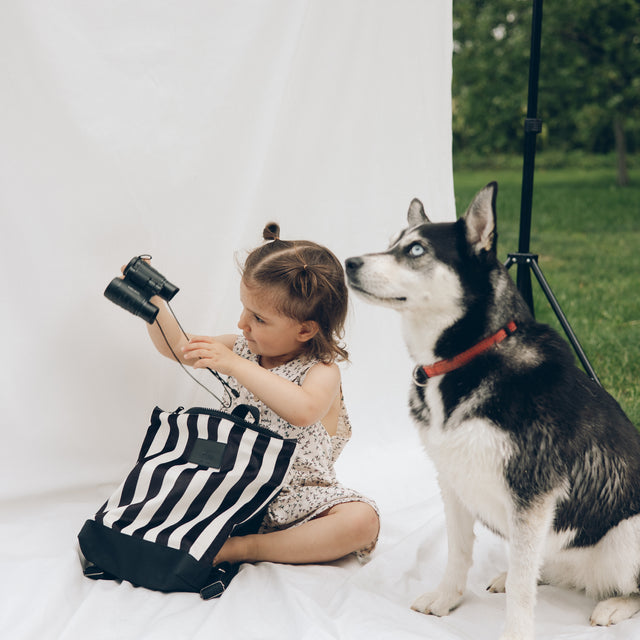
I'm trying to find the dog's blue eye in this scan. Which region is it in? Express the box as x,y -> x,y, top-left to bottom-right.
408,243 -> 425,257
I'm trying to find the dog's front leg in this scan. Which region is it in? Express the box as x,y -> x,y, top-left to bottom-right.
412,480 -> 475,616
500,495 -> 556,640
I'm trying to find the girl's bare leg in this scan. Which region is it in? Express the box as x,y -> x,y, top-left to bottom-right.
214,501 -> 379,565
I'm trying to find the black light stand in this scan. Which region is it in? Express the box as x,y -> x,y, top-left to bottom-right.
503,0 -> 601,385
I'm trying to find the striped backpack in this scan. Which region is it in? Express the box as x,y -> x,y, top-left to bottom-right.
78,404 -> 297,599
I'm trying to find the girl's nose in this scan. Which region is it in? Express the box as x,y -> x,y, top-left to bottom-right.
237,309 -> 249,332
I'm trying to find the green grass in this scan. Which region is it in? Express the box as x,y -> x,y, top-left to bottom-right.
453,163 -> 640,426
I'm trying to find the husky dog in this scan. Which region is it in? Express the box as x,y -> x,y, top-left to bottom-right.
345,183 -> 640,639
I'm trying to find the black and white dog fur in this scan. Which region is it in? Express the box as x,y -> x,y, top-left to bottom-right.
345,183 -> 640,639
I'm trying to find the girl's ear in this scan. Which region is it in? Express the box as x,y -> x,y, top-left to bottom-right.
297,320 -> 319,343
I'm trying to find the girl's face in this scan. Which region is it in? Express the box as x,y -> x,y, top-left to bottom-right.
238,281 -> 313,367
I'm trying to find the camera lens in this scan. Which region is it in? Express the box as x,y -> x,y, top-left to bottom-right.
104,278 -> 159,324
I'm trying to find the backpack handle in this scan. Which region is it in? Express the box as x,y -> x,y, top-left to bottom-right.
231,404 -> 260,425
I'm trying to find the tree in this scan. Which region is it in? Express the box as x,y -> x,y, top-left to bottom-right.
543,1 -> 640,185
452,1 -> 532,156
452,0 -> 640,184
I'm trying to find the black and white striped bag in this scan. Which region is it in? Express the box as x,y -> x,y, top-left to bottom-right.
78,404 -> 297,598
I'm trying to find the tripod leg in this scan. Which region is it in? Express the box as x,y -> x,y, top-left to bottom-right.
527,259 -> 601,386
517,262 -> 535,315
505,0 -> 601,387
516,0 -> 544,315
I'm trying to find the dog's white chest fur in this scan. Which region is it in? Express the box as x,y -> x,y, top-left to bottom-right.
412,378 -> 514,536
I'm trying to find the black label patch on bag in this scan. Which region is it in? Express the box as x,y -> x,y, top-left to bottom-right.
188,439 -> 226,469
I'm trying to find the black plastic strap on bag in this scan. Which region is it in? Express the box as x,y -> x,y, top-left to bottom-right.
199,563 -> 240,600
83,560 -> 239,600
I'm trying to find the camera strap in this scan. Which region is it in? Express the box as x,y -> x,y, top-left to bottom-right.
156,302 -> 239,408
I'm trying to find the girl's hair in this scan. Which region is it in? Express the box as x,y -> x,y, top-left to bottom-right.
241,223 -> 349,363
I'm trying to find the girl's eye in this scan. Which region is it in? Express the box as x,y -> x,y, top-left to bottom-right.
254,314 -> 264,324
407,243 -> 425,257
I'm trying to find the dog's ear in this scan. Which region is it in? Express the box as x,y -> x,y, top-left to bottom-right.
407,198 -> 430,226
464,182 -> 498,255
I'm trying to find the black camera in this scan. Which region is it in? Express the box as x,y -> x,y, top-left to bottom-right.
104,256 -> 179,324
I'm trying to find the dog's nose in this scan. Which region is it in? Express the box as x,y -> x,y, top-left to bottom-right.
345,257 -> 363,273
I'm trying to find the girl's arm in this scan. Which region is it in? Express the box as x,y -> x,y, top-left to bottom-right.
119,259 -> 233,366
182,337 -> 341,428
146,298 -> 236,366
145,296 -> 191,364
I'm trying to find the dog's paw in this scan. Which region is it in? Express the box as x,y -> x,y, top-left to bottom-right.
411,589 -> 463,617
487,571 -> 507,593
590,595 -> 640,626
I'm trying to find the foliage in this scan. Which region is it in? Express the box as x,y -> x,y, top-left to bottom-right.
452,0 -> 640,161
452,0 -> 531,156
454,165 -> 640,425
453,150 -> 639,171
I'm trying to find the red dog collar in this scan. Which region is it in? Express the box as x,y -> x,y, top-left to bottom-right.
412,321 -> 518,385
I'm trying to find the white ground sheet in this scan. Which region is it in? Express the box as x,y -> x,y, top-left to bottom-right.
2,2 -> 638,638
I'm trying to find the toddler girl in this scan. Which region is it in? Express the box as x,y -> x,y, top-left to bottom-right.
145,224 -> 380,567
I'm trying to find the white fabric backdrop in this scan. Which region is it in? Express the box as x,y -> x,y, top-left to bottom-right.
1,2 -> 638,639
1,0 -> 454,500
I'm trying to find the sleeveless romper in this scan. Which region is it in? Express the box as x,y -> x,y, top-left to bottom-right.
227,337 -> 379,559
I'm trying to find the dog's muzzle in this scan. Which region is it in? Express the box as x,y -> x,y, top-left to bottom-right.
344,256 -> 363,286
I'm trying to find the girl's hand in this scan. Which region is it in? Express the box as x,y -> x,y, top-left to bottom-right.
182,336 -> 239,375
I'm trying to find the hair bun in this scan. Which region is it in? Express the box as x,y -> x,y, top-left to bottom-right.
263,222 -> 280,242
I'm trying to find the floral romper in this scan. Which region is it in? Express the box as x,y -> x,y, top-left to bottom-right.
227,337 -> 379,559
